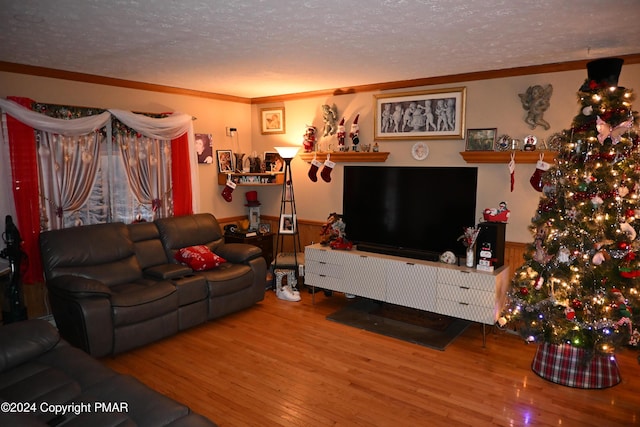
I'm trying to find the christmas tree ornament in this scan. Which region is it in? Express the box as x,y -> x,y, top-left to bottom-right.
620,222 -> 637,240
617,185 -> 629,197
596,116 -> 633,145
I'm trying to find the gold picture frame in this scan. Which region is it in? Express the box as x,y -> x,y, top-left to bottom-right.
260,107 -> 286,135
374,87 -> 466,140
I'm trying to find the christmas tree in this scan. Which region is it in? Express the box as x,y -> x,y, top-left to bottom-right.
500,58 -> 640,357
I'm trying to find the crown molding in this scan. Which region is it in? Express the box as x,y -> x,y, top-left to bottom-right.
2,53 -> 639,104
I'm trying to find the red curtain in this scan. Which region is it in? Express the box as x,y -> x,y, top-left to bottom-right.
171,133 -> 193,216
6,97 -> 43,283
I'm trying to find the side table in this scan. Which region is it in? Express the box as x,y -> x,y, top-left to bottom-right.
225,232 -> 275,266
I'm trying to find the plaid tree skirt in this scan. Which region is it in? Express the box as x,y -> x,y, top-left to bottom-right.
531,342 -> 621,389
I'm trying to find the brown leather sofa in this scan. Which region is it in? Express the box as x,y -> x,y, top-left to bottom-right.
40,213 -> 266,358
0,319 -> 216,426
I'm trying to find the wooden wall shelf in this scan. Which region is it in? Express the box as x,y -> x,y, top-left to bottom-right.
299,151 -> 390,163
459,150 -> 558,164
218,172 -> 284,186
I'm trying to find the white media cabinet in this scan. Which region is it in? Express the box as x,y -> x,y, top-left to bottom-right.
305,243 -> 511,345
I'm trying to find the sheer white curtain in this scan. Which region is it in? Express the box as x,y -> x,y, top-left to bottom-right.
118,133 -> 172,220
36,131 -> 102,229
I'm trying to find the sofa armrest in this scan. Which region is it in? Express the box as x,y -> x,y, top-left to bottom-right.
0,319 -> 60,372
215,243 -> 262,264
48,275 -> 111,298
144,264 -> 193,280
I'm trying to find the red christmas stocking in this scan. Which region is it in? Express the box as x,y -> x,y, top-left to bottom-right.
530,159 -> 551,192
508,154 -> 515,192
308,158 -> 323,182
221,180 -> 236,202
321,158 -> 336,183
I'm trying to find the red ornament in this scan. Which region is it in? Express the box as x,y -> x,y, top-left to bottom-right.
572,298 -> 583,310
626,209 -> 636,218
618,241 -> 629,250
519,287 -> 529,296
565,307 -> 576,320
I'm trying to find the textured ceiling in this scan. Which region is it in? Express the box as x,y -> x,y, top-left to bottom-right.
1,0 -> 640,98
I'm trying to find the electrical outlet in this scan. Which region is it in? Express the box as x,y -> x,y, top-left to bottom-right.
225,127 -> 237,137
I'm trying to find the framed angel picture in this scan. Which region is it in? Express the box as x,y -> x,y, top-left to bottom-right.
261,107 -> 285,134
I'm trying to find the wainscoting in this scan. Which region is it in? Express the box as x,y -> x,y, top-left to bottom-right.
2,218 -> 527,323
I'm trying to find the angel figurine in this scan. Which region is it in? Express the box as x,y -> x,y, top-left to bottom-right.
321,103 -> 338,137
518,84 -> 553,130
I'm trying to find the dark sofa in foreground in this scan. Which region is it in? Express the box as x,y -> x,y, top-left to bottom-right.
39,213 -> 266,358
0,319 -> 216,426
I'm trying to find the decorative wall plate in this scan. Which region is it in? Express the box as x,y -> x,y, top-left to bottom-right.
496,134 -> 511,151
411,142 -> 429,160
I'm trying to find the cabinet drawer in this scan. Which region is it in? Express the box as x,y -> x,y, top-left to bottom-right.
437,268 -> 495,291
435,298 -> 495,324
305,272 -> 342,292
305,247 -> 333,263
436,283 -> 494,307
306,260 -> 343,278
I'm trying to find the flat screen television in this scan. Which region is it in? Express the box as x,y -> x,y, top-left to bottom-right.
343,166 -> 478,261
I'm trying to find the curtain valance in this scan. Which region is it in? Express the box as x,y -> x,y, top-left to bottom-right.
0,99 -> 193,139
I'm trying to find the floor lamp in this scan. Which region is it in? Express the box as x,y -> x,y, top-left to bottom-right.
272,146 -> 303,300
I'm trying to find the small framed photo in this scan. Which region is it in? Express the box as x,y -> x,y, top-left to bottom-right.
258,223 -> 271,234
279,214 -> 296,234
260,107 -> 286,135
263,151 -> 284,172
465,128 -> 497,151
217,150 -> 234,173
195,133 -> 214,164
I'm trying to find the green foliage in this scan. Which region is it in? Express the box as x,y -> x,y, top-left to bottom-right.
500,84 -> 640,354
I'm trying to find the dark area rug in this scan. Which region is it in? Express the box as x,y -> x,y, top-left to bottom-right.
327,298 -> 470,351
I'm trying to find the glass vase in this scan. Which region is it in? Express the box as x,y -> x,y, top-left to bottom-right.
233,152 -> 245,172
466,246 -> 475,268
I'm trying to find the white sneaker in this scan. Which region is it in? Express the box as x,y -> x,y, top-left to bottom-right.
287,285 -> 300,297
277,285 -> 301,302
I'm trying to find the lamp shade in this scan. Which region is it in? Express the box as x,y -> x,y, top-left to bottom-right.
274,146 -> 300,159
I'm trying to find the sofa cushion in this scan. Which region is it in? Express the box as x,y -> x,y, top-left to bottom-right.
155,214 -> 224,259
110,280 -> 178,326
175,245 -> 226,271
199,263 -> 253,297
40,222 -> 142,284
0,320 -> 60,373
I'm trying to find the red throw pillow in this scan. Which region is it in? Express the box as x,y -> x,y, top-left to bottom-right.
174,245 -> 226,271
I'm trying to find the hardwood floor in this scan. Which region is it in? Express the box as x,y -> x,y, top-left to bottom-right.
102,290 -> 640,427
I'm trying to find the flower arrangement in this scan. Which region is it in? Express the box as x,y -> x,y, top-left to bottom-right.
458,226 -> 480,248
